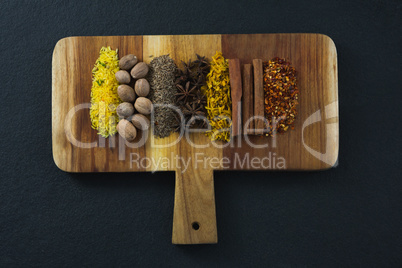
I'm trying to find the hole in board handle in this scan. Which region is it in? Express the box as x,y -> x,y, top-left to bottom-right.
192,222 -> 200,230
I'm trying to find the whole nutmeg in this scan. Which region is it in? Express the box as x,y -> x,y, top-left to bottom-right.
117,119 -> 137,142
116,102 -> 134,118
119,54 -> 138,70
134,97 -> 153,115
130,62 -> 149,79
115,70 -> 131,84
134,79 -> 150,97
117,85 -> 136,102
131,114 -> 150,130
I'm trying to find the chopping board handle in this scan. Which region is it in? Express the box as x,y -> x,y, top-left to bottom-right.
172,167 -> 217,244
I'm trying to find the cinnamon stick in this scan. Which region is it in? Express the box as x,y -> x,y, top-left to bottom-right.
253,59 -> 264,135
242,64 -> 254,135
229,59 -> 242,137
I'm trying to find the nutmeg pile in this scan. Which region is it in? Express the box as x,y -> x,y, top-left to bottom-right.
115,54 -> 153,142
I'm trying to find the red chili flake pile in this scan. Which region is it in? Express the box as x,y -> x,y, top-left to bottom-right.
263,57 -> 299,136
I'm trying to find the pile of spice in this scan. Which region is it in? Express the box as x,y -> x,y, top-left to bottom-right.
202,51 -> 232,142
148,55 -> 177,138
174,54 -> 210,130
115,54 -> 152,142
263,57 -> 299,135
89,46 -> 121,138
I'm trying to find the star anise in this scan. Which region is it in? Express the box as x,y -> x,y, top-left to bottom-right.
175,81 -> 196,103
193,90 -> 206,106
174,54 -> 211,130
199,65 -> 210,76
195,118 -> 208,129
183,102 -> 208,129
183,102 -> 204,118
181,59 -> 194,77
175,69 -> 188,84
189,75 -> 202,89
194,54 -> 209,67
171,112 -> 184,132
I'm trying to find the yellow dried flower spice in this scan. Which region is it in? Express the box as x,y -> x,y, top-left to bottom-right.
89,46 -> 121,138
202,51 -> 232,142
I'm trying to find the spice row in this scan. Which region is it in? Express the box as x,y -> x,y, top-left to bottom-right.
89,47 -> 299,145
263,58 -> 299,134
233,57 -> 299,136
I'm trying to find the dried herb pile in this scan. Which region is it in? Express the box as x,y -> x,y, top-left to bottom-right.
202,51 -> 232,142
148,55 -> 177,138
263,57 -> 299,135
174,54 -> 210,130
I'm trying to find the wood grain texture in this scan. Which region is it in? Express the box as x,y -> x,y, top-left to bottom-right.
143,35 -> 221,244
52,34 -> 338,244
172,151 -> 217,244
221,33 -> 338,170
52,36 -> 145,173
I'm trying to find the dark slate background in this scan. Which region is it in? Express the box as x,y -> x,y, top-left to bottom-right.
1,0 -> 401,267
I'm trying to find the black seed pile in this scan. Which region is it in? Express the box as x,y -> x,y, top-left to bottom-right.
148,55 -> 178,138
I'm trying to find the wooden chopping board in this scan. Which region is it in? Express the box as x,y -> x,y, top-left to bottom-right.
52,34 -> 339,244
